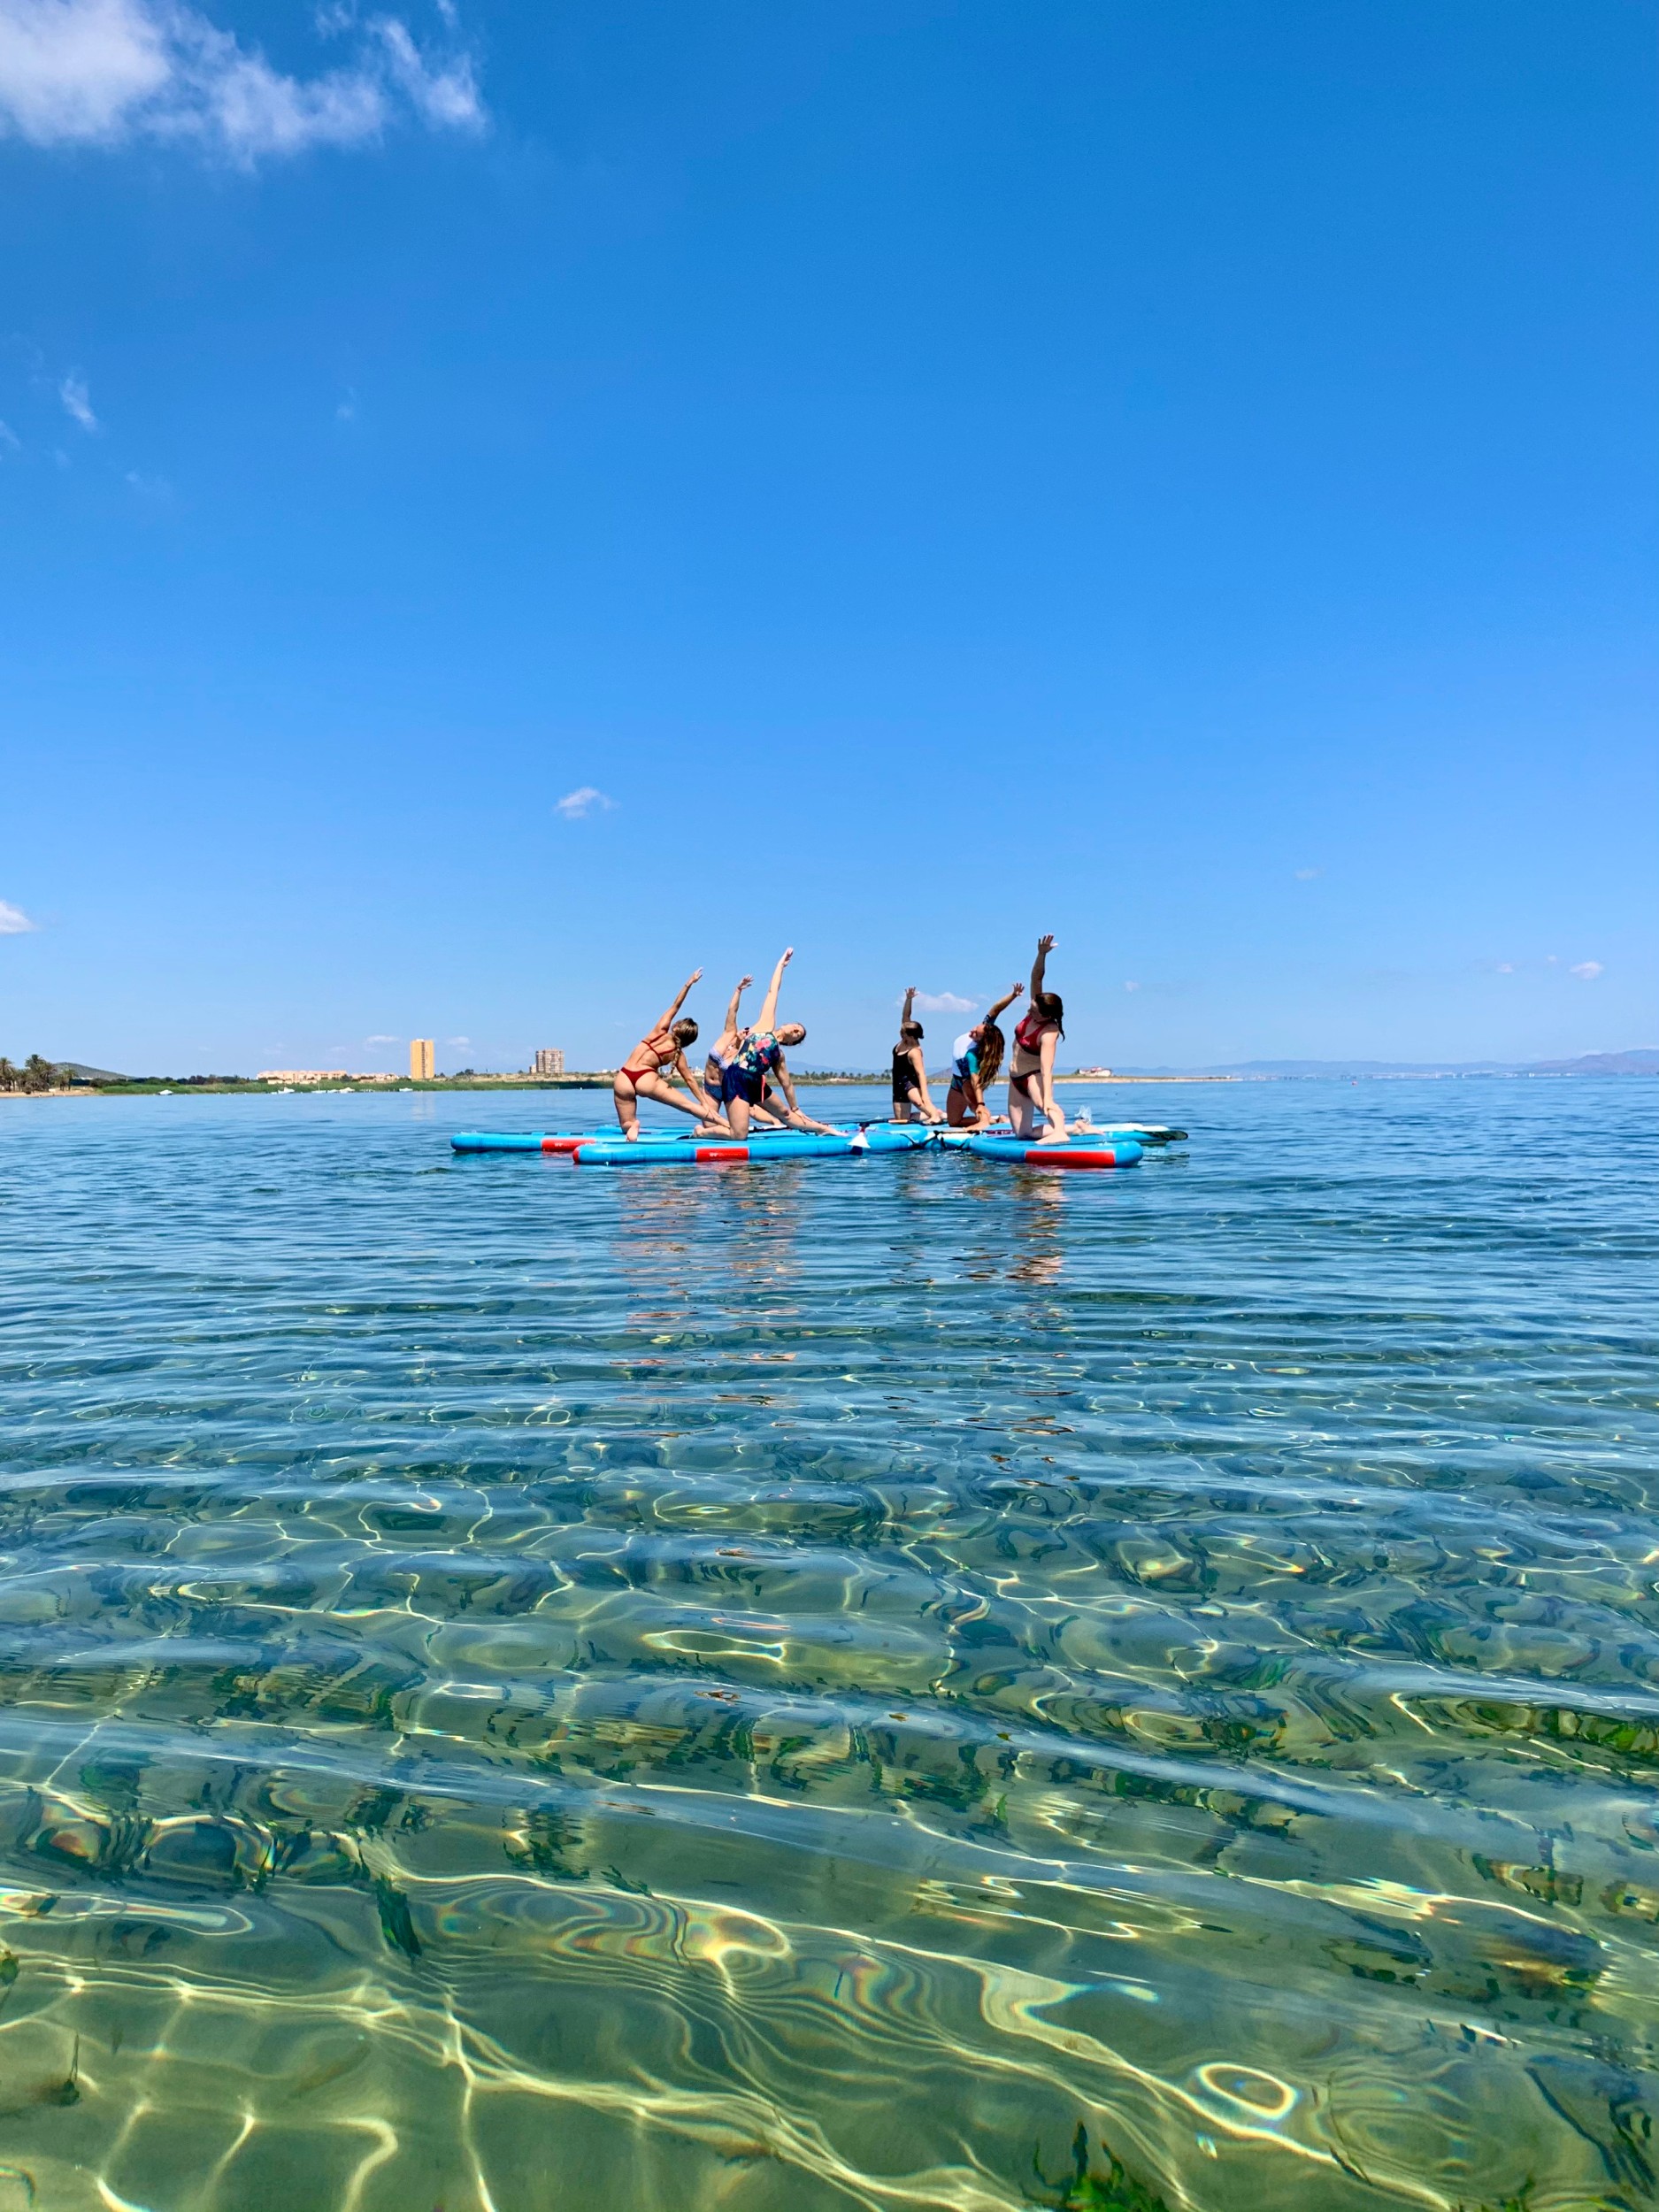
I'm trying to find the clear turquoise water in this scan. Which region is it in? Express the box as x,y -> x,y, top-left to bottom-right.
0,1080 -> 1655,2212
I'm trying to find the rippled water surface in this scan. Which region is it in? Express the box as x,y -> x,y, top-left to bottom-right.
2,1080 -> 1656,2212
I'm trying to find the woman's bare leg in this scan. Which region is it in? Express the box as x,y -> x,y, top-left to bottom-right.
634,1072 -> 724,1126
612,1072 -> 641,1138
1007,1079 -> 1038,1139
726,1094 -> 752,1139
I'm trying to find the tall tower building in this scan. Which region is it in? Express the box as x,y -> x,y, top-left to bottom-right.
533,1048 -> 565,1078
411,1039 -> 435,1082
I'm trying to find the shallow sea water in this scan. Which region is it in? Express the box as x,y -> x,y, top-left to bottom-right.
0,1079 -> 1656,2212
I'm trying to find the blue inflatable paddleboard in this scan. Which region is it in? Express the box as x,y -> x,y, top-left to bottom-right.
962,1135 -> 1142,1170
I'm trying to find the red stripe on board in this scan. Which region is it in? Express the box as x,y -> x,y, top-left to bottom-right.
541,1137 -> 583,1152
1025,1148 -> 1118,1169
698,1147 -> 749,1164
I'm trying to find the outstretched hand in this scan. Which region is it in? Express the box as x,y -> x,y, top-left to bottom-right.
1010,981 -> 1025,997
1036,934 -> 1056,956
739,974 -> 753,989
687,967 -> 703,985
781,947 -> 795,965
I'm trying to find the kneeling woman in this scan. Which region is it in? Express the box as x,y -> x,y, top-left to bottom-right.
721,948 -> 842,1140
947,982 -> 1023,1127
1006,935 -> 1068,1142
612,969 -> 724,1141
891,987 -> 945,1124
704,972 -> 786,1129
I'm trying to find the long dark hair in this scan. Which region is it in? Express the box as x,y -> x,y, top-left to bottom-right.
1034,991 -> 1064,1038
977,1020 -> 1007,1087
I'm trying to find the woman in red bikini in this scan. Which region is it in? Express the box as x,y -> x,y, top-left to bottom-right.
1006,935 -> 1069,1143
611,970 -> 725,1141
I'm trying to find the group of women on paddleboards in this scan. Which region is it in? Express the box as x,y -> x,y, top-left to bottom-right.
889,936 -> 1074,1143
612,947 -> 842,1142
616,935 -> 1076,1143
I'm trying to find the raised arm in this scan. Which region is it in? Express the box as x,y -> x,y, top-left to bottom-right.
673,1048 -> 722,1119
1029,935 -> 1056,1002
755,947 -> 794,1033
655,968 -> 703,1033
986,981 -> 1025,1025
901,986 -> 917,1030
722,974 -> 753,1037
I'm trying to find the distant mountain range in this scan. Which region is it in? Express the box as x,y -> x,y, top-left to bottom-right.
1111,1050 -> 1659,1079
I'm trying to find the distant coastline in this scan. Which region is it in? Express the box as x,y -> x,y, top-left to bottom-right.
4,1053 -> 1655,1100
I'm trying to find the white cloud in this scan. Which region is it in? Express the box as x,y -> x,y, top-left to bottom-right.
0,418 -> 18,451
0,0 -> 485,163
59,369 -> 96,429
1123,980 -> 1140,992
1570,961 -> 1604,981
447,1034 -> 470,1048
1494,963 -> 1515,975
373,16 -> 477,128
335,387 -> 357,421
0,899 -> 39,933
365,1033 -> 397,1045
910,990 -> 975,1015
555,786 -> 614,820
1293,866 -> 1323,881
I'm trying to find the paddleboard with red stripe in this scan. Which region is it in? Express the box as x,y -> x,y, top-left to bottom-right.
963,1136 -> 1143,1170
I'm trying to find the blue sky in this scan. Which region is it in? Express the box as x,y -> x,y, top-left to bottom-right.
1,0 -> 1653,1074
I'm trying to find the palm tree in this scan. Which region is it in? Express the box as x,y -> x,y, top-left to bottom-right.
21,1055 -> 56,1094
0,1059 -> 14,1093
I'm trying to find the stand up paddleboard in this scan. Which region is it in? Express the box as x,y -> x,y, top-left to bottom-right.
962,1135 -> 1143,1170
453,1120 -> 1164,1170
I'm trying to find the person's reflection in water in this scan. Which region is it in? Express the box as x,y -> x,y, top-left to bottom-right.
1008,1170 -> 1065,1284
719,1175 -> 803,1299
611,1174 -> 722,1321
608,1165 -> 803,1317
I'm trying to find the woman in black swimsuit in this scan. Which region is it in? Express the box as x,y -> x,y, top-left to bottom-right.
891,987 -> 945,1124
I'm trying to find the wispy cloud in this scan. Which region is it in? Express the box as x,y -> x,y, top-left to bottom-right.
0,0 -> 485,164
1570,960 -> 1604,981
365,1033 -> 397,1045
1293,866 -> 1323,881
910,989 -> 974,1015
1122,979 -> 1141,992
335,387 -> 357,422
59,370 -> 96,430
0,899 -> 39,934
447,1035 -> 470,1048
555,786 -> 614,820
1494,962 -> 1515,974
0,418 -> 18,452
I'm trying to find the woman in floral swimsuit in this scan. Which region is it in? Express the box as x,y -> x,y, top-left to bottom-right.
719,949 -> 842,1141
